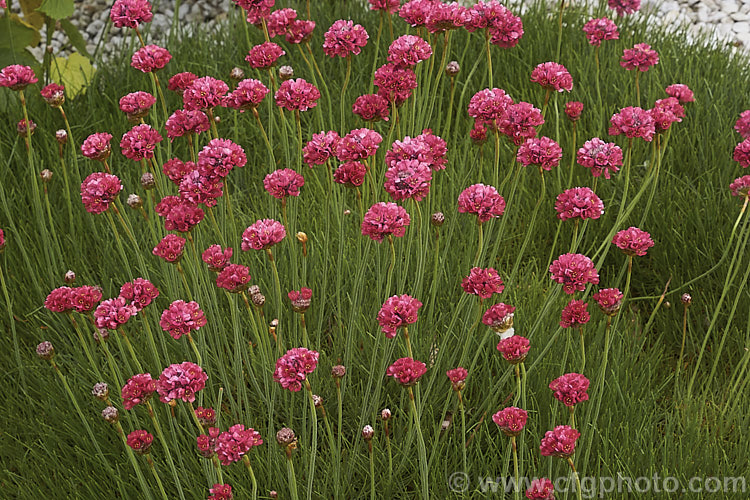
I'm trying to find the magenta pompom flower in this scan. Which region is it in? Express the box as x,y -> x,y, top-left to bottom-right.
352,94 -> 391,122
168,72 -> 198,92
119,91 -> 156,121
160,300 -> 207,340
497,335 -> 530,364
122,373 -> 157,410
131,45 -> 171,73
488,6 -> 524,48
387,357 -> 427,386
267,8 -> 297,37
264,168 -> 305,200
334,161 -> 367,187
273,347 -> 320,392
303,131 -> 341,166
369,0 -> 400,13
609,106 -> 655,142
361,202 -> 411,242
526,478 -> 555,500
165,201 -> 203,233
735,111 -> 750,139
734,139 -> 750,168
94,297 -> 138,330
446,367 -> 468,391
388,35 -> 433,67
285,19 -> 316,44
730,175 -> 750,198
183,77 -> 229,111
119,278 -> 159,311
517,137 -> 563,171
559,300 -> 590,328
458,184 -> 506,223
467,87 -> 514,126
549,253 -> 599,294
427,2 -> 471,33
530,62 -> 573,93
180,171 -> 224,207
576,138 -> 623,179
165,110 -> 210,139
127,430 -> 154,454
665,83 -> 695,104
120,124 -> 163,161
241,219 -> 286,250
216,264 -> 252,293
612,227 -> 654,256
81,172 -> 122,214
224,79 -> 269,110
555,187 -> 604,221
202,245 -> 233,272
288,287 -> 312,313
162,158 -> 195,185
650,97 -> 684,133
374,63 -> 418,106
582,17 -> 619,46
246,42 -> 286,70
241,0 -> 274,24
45,287 -> 73,313
335,128 -> 383,161
492,406 -> 528,437
40,83 -> 65,107
398,0 -> 431,27
323,19 -> 369,58
198,138 -> 247,179
153,234 -> 186,263
81,133 -> 113,162
608,0 -> 641,16
461,267 -> 504,299
384,160 -> 432,202
499,102 -> 545,146
564,101 -> 583,122
483,303 -> 516,334
377,294 -> 423,338
275,78 -> 321,112
592,288 -> 623,316
0,65 -> 38,91
0,228 -> 5,253
215,425 -> 263,465
157,361 -> 207,403
208,484 -> 233,500
69,286 -> 102,313
620,43 -> 658,72
195,406 -> 217,427
110,0 -> 153,28
540,425 -> 580,458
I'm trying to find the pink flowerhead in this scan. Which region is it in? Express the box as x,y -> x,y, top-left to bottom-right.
224,79 -> 269,110
167,72 -> 198,92
267,8 -> 297,37
165,109 -> 210,139
323,19 -> 369,58
285,287 -> 311,313
285,19 -> 316,44
554,187 -> 604,221
202,244 -> 233,272
559,300 -> 590,328
549,253 -> 599,294
650,97 -> 684,132
197,427 -> 220,458
160,300 -> 207,340
94,297 -> 138,330
446,367 -> 468,391
119,91 -> 156,121
387,35 -> 432,67
374,63 -> 418,106
0,65 -> 38,91
216,264 -> 252,293
179,170 -> 224,207
183,77 -> 229,111
384,160 -> 432,202
110,0 -> 153,28
399,0 -> 431,27
81,133 -> 113,161
377,294 -> 423,338
496,335 -> 530,364
517,136 -> 562,171
369,0 -> 400,13
353,94 -> 391,122
240,0 -> 274,24
126,430 -> 154,454
735,139 -> 750,168
215,424 -> 263,465
735,111 -> 750,139
153,234 -> 186,263
198,138 -> 247,178
620,43 -> 658,72
467,87 -> 514,125
120,124 -> 163,161
576,138 -> 623,179
131,45 -> 171,73
208,483 -> 233,500
361,202 -> 411,242
334,161 -> 367,188
461,267 -> 504,299
608,0 -> 640,16
564,101 -> 583,122
550,373 -> 590,407
0,228 -> 4,252
67,286 -> 102,313
246,42 -> 286,70
40,83 -> 65,107
121,373 -> 157,410
119,278 -> 159,311
427,2 -> 471,33
45,287 -> 73,313
303,131 -> 341,166
195,406 -> 217,426
492,406 -> 528,437
582,17 -> 619,46
488,6 -> 524,48
162,158 -> 196,185
592,288 -> 623,316
457,184 -> 506,223
530,62 -> 573,92
499,101 -> 544,145
387,357 -> 427,386
612,226 -> 654,256
81,172 -> 122,214
264,168 -> 305,200
273,347 -> 320,391
608,106 -> 655,142
482,303 -> 516,333
526,478 -> 556,500
540,425 -> 580,458
157,361 -> 208,403
335,128 -> 383,161
665,83 -> 695,104
242,219 -> 286,250
275,78 -> 321,112
731,174 -> 750,198
470,121 -> 489,144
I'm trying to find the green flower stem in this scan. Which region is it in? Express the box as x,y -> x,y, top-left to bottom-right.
243,455 -> 258,500
408,386 -> 430,500
176,262 -> 193,301
484,30 -> 493,87
569,406 -> 576,429
252,108 -> 276,168
368,13 -> 384,94
319,405 -> 340,500
674,301 -> 690,398
145,455 -> 170,500
473,222 -> 484,267
67,313 -> 104,380
0,262 -> 24,390
119,328 -> 144,372
368,440 -> 375,500
340,56 -> 352,132
579,327 -> 586,374
594,46 -> 603,134
186,333 -> 203,367
286,451 -> 300,500
267,249 -> 283,354
567,457 -> 583,500
458,390 -> 467,476
555,0 -> 565,61
145,401 -> 186,500
304,381 -> 319,500
509,170 -> 546,284
492,129 -> 501,190
206,107 -> 220,140
385,235 -> 396,299
385,420 -> 393,492
511,436 -> 519,500
403,326 -> 414,359
59,107 -> 82,183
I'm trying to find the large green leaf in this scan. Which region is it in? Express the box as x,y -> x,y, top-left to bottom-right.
49,52 -> 96,99
36,0 -> 74,20
0,15 -> 41,49
60,19 -> 92,59
18,0 -> 44,30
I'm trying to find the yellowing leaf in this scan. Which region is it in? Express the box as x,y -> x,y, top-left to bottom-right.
18,0 -> 44,30
49,52 -> 96,99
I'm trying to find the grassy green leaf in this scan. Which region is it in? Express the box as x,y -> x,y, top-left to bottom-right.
0,15 -> 41,49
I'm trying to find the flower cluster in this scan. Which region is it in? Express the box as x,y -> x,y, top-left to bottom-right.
384,160 -> 432,201
530,62 -> 573,92
498,102 -> 544,145
202,245 -> 233,272
361,202 -> 411,242
216,264 -> 252,293
550,373 -> 590,407
612,227 -> 654,256
110,0 -> 153,28
730,175 -> 750,198
492,406 -> 528,437
554,187 -> 604,221
377,294 -> 423,338
122,373 -> 157,410
119,91 -> 156,121
273,348 -> 319,392
352,94 -> 391,122
446,367 -> 468,391
497,335 -> 530,364
160,300 -> 207,340
609,106 -> 655,142
483,303 -> 516,334
119,278 -> 159,311
165,109 -> 210,139
559,300 -> 590,328
388,35 -> 433,67
126,430 -> 154,454
334,162 -> 367,187
264,168 -> 305,200
517,137 -> 563,171
275,78 -> 321,112
40,83 -> 65,107
153,234 -> 186,263
609,0 -> 641,17
131,45 -> 171,73
466,2 -> 524,48
120,124 -> 163,161
0,65 -> 38,90
94,297 -> 138,330
387,357 -> 427,386
183,76 -> 229,111
242,219 -> 286,250
549,253 -> 599,294
246,42 -> 286,69
576,138 -> 623,179
582,17 -> 619,46
592,288 -> 624,316
81,133 -> 113,161
157,361 -> 208,403
288,287 -> 312,313
81,172 -> 122,214
335,128 -> 383,161
540,425 -> 580,458
565,101 -> 583,122
303,131 -> 341,166
215,424 -> 263,465
168,72 -> 198,92
224,79 -> 269,110
665,83 -> 695,104
461,267 -> 504,298
374,63 -> 418,106
323,19 -> 369,57
650,97 -> 684,132
458,184 -> 506,223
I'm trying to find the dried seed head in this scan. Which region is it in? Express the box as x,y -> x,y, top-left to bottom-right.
381,408 -> 392,421
55,129 -> 68,144
279,65 -> 294,81
101,406 -> 119,424
269,491 -> 278,499
270,318 -> 279,328
431,212 -> 445,227
445,61 -> 460,77
64,270 -> 76,284
36,341 -> 54,360
296,231 -> 308,244
230,67 -> 245,80
344,209 -> 351,216
331,365 -> 346,379
362,425 -> 374,441
251,291 -> 266,308
140,172 -> 155,190
276,427 -> 296,446
92,382 -> 109,401
681,293 -> 692,305
40,169 -> 53,183
312,394 -> 323,407
93,328 -> 110,343
127,193 -> 143,209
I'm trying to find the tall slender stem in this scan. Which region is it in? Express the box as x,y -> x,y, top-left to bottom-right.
408,387 -> 429,500
340,56 -> 352,132
145,455 -> 170,500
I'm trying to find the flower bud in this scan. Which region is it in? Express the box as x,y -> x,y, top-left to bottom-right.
40,169 -> 53,183
269,492 -> 278,499
344,209 -> 351,216
296,232 -> 308,244
279,65 -> 294,81
64,270 -> 76,283
331,365 -> 346,379
431,212 -> 445,227
312,394 -> 323,408
276,427 -> 296,446
92,382 -> 109,401
214,115 -> 221,124
445,61 -> 460,77
127,193 -> 143,209
93,327 -> 109,343
140,172 -> 155,190
36,341 -> 55,360
195,406 -> 217,426
17,119 -> 36,137
56,129 -> 68,145
362,425 -> 374,441
101,406 -> 119,424
381,408 -> 391,421
250,284 -> 266,308
230,67 -> 245,81
681,293 -> 692,305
